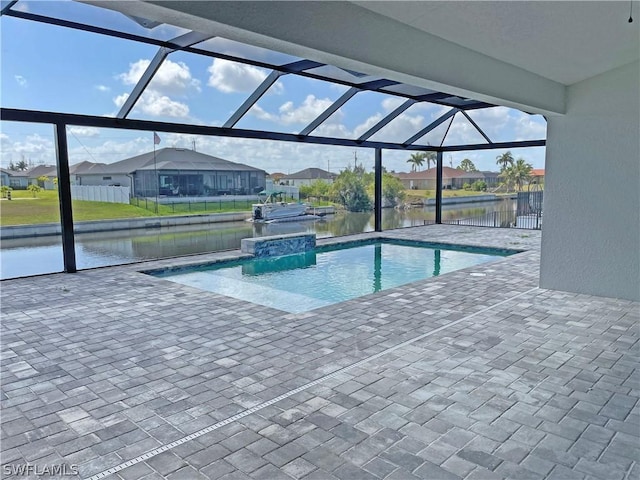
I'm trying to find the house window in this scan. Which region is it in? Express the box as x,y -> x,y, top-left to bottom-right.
103,176 -> 112,180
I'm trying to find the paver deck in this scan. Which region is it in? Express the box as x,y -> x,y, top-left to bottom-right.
1,226 -> 638,479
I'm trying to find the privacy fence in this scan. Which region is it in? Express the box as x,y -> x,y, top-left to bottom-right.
71,185 -> 130,204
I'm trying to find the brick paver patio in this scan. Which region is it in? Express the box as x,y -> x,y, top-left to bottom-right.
1,226 -> 637,479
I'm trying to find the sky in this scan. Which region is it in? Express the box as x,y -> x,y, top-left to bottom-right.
0,0 -> 547,175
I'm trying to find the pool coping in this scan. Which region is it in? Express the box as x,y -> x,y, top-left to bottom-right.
139,233 -> 526,277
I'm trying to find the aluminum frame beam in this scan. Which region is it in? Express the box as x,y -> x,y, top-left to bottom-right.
1,108 -> 545,152
435,152 -> 443,224
0,0 -> 18,16
299,87 -> 358,136
224,59 -> 324,128
439,115 -> 455,147
461,111 -> 492,143
439,140 -> 544,151
357,99 -> 415,142
117,30 -> 212,119
3,9 -> 496,111
54,123 -> 76,273
403,108 -> 459,146
374,149 -> 382,232
280,59 -> 324,73
223,70 -> 284,128
117,46 -> 171,119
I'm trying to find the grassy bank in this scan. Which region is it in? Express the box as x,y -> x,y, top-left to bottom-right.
406,189 -> 496,199
0,191 -> 253,226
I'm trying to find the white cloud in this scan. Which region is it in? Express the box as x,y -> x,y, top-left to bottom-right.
514,114 -> 547,140
207,58 -> 276,94
118,59 -> 200,96
114,91 -> 190,118
440,113 -> 488,146
248,104 -> 277,122
366,112 -> 426,142
314,122 -> 351,138
381,97 -> 405,112
14,75 -> 27,88
68,127 -> 100,138
247,95 -> 338,130
114,58 -> 200,118
0,133 -> 56,167
353,113 -> 384,138
465,107 -> 511,138
278,95 -> 334,125
95,85 -> 110,92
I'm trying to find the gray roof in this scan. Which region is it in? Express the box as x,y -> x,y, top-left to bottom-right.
281,168 -> 336,180
69,161 -> 109,175
26,165 -> 57,177
2,169 -> 29,177
96,148 -> 265,174
459,171 -> 486,179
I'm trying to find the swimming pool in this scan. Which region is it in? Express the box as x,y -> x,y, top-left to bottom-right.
150,239 -> 516,313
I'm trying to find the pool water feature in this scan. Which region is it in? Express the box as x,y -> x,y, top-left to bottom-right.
150,240 -> 516,313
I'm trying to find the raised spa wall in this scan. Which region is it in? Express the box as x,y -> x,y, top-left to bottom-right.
241,233 -> 316,258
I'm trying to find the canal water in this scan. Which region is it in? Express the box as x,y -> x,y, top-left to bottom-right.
0,199 -> 515,279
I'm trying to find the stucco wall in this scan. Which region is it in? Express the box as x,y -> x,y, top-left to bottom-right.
77,174 -> 132,188
541,61 -> 640,301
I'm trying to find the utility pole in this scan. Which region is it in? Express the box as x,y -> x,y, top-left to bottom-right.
354,151 -> 357,169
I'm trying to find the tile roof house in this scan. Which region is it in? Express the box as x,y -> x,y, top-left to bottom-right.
530,168 -> 545,179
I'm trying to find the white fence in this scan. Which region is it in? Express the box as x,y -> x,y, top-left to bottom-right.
265,180 -> 299,200
71,185 -> 130,204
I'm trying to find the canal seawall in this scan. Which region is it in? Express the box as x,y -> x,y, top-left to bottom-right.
0,212 -> 251,240
0,206 -> 337,240
425,194 -> 515,206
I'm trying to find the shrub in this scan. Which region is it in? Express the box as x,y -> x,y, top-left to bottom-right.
472,180 -> 487,192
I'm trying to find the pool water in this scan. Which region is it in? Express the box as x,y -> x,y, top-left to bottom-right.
152,240 -> 514,313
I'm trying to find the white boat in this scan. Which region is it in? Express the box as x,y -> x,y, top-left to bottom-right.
251,191 -> 308,221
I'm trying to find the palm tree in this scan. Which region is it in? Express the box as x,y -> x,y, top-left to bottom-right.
424,152 -> 437,170
406,152 -> 426,172
498,158 -> 533,192
495,151 -> 514,172
499,167 -> 516,192
512,158 -> 533,191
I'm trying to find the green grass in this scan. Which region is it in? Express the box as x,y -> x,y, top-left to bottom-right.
0,190 -> 255,226
406,189 -> 495,200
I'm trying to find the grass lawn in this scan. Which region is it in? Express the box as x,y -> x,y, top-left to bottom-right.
406,189 -> 496,200
0,190 -> 259,226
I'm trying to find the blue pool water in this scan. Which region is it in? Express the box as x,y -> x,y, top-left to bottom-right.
152,240 -> 514,313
